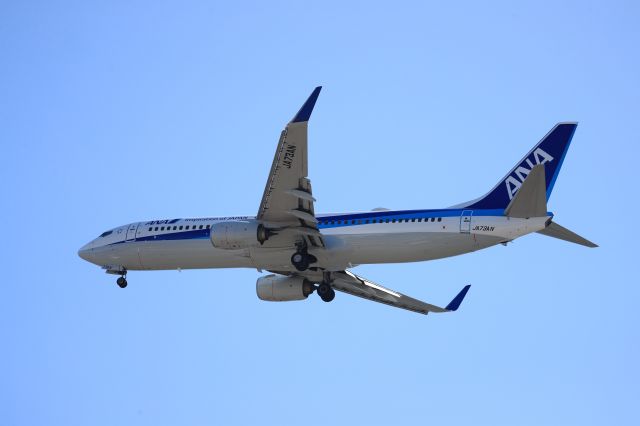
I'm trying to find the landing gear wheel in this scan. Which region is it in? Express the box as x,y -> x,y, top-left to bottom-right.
317,283 -> 335,302
116,276 -> 128,288
291,251 -> 310,271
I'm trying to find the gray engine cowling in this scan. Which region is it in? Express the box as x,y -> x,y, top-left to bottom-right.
210,221 -> 269,250
256,275 -> 315,301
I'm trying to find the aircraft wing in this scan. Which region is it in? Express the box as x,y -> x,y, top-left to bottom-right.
257,87 -> 324,248
331,270 -> 471,315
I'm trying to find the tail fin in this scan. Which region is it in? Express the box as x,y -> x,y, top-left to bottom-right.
457,123 -> 577,210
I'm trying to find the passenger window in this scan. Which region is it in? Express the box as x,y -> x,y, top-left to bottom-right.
438,217 -> 442,222
430,218 -> 435,222
199,225 -> 203,229
179,226 -> 183,230
148,227 -> 152,231
206,225 -> 211,229
161,227 -> 165,231
365,220 -> 369,224
154,227 -> 158,231
411,219 -> 415,222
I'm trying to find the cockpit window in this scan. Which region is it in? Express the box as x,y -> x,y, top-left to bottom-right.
99,230 -> 113,238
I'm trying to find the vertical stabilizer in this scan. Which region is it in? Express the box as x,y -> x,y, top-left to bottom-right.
456,123 -> 577,210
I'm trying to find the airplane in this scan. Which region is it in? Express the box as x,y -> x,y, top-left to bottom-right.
78,87 -> 597,315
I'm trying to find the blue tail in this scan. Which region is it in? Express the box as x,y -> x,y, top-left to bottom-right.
458,122 -> 577,210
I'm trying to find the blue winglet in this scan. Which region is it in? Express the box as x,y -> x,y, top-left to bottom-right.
291,86 -> 322,123
445,285 -> 471,311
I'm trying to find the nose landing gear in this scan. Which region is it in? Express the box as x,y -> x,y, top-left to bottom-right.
105,267 -> 128,288
116,274 -> 127,288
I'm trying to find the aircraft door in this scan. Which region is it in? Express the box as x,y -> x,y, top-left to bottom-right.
125,223 -> 139,242
460,210 -> 473,234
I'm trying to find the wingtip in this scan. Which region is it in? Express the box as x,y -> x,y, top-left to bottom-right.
291,86 -> 322,123
445,284 -> 471,312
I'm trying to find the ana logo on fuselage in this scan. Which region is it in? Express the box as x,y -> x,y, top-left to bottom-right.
505,148 -> 554,200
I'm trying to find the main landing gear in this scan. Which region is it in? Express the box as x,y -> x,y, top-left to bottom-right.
290,248 -> 317,271
316,282 -> 335,302
314,270 -> 335,302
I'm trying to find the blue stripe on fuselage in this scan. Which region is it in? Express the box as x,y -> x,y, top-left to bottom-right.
108,208 -> 552,244
316,208 -> 506,229
107,228 -> 211,246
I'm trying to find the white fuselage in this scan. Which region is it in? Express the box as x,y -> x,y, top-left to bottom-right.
78,209 -> 550,273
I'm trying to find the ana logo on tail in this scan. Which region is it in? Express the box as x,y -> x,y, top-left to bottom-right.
505,148 -> 554,200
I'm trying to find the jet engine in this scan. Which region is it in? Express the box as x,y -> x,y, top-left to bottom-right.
256,275 -> 315,301
210,221 -> 270,250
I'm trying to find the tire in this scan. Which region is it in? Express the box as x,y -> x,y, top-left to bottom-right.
320,287 -> 335,302
317,283 -> 335,302
117,277 -> 127,288
291,252 -> 309,271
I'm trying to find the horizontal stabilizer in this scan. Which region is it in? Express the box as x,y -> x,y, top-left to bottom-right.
537,221 -> 598,248
504,164 -> 547,218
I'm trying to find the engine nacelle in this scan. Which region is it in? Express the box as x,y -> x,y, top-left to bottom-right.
210,221 -> 269,250
256,275 -> 315,301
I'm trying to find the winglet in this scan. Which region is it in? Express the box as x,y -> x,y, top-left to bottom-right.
291,86 -> 322,123
445,285 -> 471,311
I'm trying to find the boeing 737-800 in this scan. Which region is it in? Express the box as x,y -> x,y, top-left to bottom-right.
78,87 -> 596,315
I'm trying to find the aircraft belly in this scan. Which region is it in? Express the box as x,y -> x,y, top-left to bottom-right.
132,240 -> 253,270
332,231 -> 503,265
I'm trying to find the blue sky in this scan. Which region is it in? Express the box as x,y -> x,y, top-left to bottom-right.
2,1 -> 639,424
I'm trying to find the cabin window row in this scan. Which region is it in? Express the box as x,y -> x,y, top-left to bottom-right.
148,224 -> 211,232
319,217 -> 443,225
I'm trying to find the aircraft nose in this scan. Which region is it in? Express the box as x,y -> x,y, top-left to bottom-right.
78,243 -> 94,263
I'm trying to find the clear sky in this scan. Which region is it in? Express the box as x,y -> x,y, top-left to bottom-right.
2,1 -> 639,425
